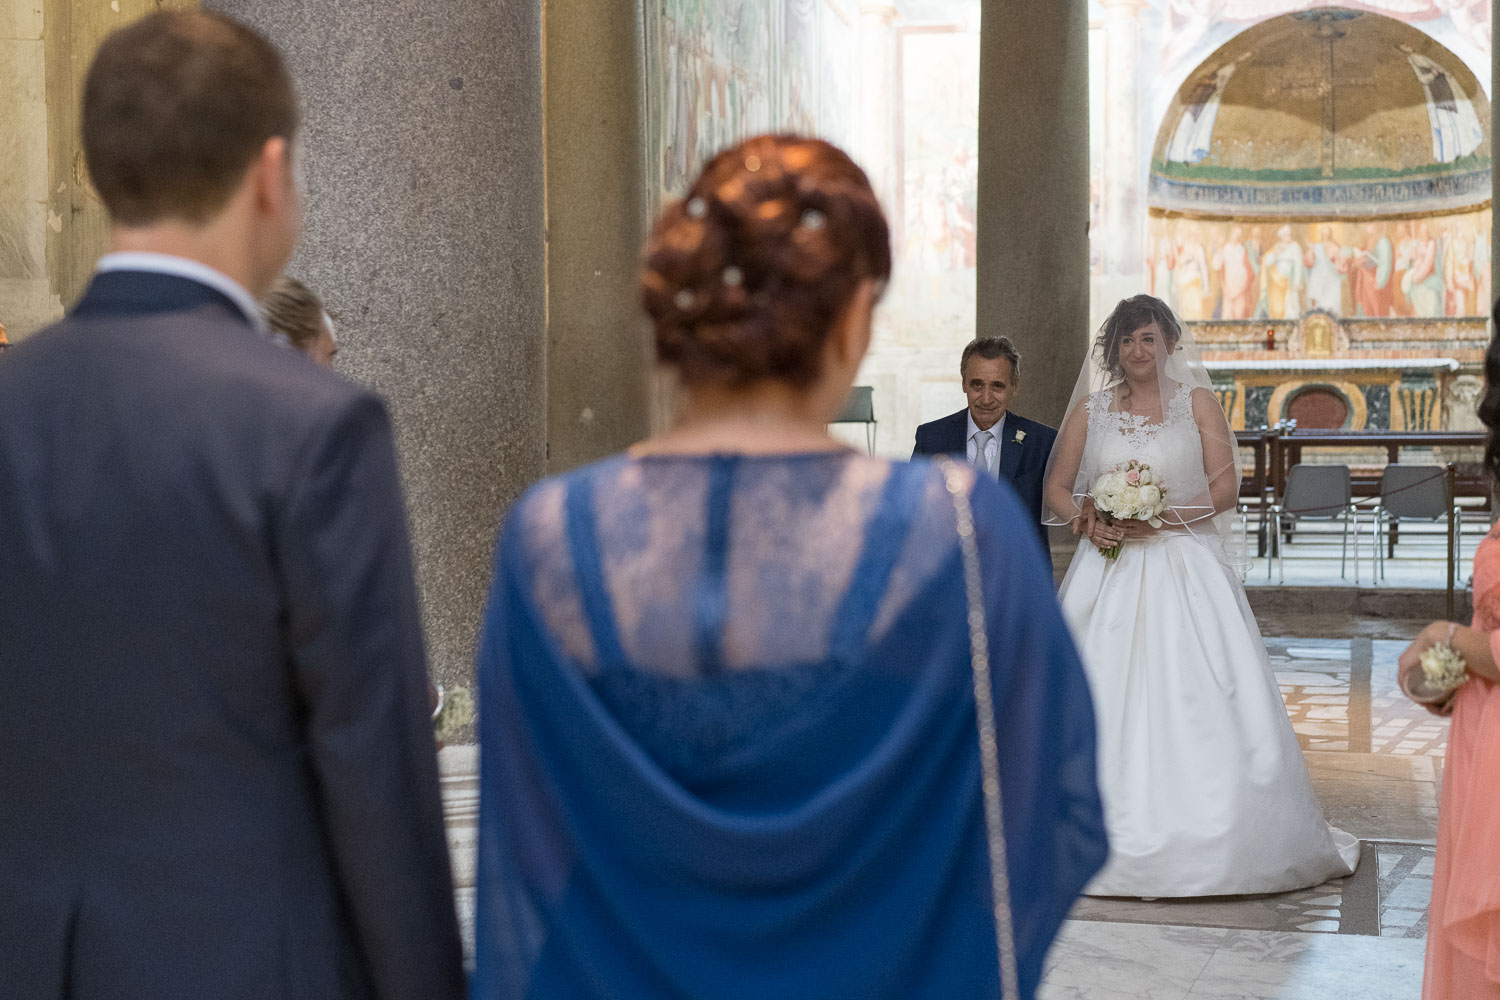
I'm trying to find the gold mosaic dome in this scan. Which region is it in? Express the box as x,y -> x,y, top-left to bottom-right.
1149,9 -> 1491,218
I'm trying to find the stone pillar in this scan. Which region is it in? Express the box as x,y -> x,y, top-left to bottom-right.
857,4 -> 901,218
1099,0 -> 1146,282
207,1 -> 547,694
0,0 -> 53,339
544,0 -> 651,472
977,0 -> 1090,429
0,0 -> 193,341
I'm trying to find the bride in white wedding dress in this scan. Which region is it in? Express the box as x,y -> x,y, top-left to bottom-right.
1044,294 -> 1359,898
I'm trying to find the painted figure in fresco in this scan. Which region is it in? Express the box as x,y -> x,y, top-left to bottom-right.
1173,226 -> 1211,320
1151,234 -> 1176,310
1401,43 -> 1485,164
1350,223 -> 1395,318
1476,214 -> 1492,310
1164,51 -> 1253,165
1393,221 -> 1418,317
1262,225 -> 1306,319
944,149 -> 977,270
1213,225 -> 1256,320
1405,221 -> 1447,317
1244,225 -> 1266,317
1444,222 -> 1477,316
1304,224 -> 1350,315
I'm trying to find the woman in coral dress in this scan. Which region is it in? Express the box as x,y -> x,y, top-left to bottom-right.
1403,328 -> 1500,998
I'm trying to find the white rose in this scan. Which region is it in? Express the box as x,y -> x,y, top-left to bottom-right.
1139,484 -> 1163,510
1137,467 -> 1154,485
1118,485 -> 1142,513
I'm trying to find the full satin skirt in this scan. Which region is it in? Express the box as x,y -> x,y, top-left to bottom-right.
1058,533 -> 1359,897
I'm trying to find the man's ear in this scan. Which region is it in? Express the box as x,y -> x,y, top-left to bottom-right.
253,136 -> 293,215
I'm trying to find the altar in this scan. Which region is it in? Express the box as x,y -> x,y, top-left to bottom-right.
1195,311 -> 1486,433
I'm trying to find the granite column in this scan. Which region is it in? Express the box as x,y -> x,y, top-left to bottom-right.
207,0 -> 547,694
977,0 -> 1091,429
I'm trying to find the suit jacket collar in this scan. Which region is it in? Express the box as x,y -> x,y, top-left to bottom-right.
72,270 -> 257,332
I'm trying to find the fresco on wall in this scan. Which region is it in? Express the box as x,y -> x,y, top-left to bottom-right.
642,0 -> 983,454
1161,0 -> 1491,66
1149,12 -> 1491,218
642,0 -> 857,213
1147,209 -> 1493,319
899,29 -> 980,282
1144,11 -> 1491,322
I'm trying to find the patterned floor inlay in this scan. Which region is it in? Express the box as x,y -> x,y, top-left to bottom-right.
1376,842 -> 1437,940
1069,878 -> 1356,935
1268,638 -> 1356,753
1070,842 -> 1433,939
1370,639 -> 1450,759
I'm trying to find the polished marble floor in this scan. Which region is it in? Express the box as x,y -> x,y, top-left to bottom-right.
1040,634 -> 1445,1000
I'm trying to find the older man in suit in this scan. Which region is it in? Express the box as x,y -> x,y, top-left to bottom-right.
0,13 -> 463,999
913,336 -> 1058,544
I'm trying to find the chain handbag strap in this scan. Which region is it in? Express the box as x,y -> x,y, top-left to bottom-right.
942,460 -> 1022,1000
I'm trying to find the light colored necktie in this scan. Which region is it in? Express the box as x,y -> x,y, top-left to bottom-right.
976,430 -> 995,476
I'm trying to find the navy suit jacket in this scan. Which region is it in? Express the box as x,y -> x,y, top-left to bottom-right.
0,272 -> 465,1000
912,408 -> 1058,544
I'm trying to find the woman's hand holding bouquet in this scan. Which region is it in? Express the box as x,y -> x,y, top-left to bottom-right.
1089,460 -> 1168,560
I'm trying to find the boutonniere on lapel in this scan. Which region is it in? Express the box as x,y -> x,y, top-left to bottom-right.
1013,429 -> 1027,445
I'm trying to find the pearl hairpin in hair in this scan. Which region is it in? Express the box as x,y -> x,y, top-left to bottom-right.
800,209 -> 826,231
674,289 -> 696,310
745,154 -> 762,172
722,266 -> 744,287
686,197 -> 708,219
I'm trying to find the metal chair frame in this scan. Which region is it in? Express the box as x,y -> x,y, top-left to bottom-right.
1369,464 -> 1461,585
831,385 -> 877,454
1268,464 -> 1359,584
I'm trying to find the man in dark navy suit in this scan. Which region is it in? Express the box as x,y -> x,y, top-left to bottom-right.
0,13 -> 463,1000
913,337 -> 1058,545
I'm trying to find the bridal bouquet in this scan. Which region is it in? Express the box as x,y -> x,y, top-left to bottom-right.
1090,459 -> 1168,560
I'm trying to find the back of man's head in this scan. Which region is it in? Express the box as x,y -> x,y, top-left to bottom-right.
83,11 -> 299,228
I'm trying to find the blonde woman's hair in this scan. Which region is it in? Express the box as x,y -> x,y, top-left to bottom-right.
261,275 -> 325,352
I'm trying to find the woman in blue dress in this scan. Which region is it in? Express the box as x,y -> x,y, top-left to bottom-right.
471,134 -> 1107,1000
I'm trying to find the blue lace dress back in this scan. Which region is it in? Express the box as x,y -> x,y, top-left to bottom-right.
472,452 -> 1106,999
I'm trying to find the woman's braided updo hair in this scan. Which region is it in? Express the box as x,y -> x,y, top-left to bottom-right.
641,134 -> 891,388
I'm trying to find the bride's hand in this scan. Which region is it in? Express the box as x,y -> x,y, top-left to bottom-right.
1071,499 -> 1099,538
1120,520 -> 1160,540
1088,518 -> 1124,549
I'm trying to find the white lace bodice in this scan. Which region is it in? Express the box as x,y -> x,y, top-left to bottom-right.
1084,383 -> 1205,498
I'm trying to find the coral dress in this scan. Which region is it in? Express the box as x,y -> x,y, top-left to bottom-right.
1425,525 -> 1500,997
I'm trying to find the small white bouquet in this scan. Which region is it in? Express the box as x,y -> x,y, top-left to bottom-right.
1090,459 -> 1169,560
1404,637 -> 1469,705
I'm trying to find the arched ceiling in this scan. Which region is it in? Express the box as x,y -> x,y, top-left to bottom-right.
1148,9 -> 1491,218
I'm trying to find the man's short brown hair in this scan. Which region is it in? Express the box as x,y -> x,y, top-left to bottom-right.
83,11 -> 299,227
961,336 -> 1021,379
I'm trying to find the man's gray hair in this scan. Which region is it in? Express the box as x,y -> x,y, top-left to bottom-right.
960,336 -> 1021,378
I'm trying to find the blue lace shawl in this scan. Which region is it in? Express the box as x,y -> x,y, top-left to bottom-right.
472,455 -> 1105,999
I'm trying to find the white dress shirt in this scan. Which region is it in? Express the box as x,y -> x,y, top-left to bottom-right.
96,251 -> 284,344
966,410 -> 1005,477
